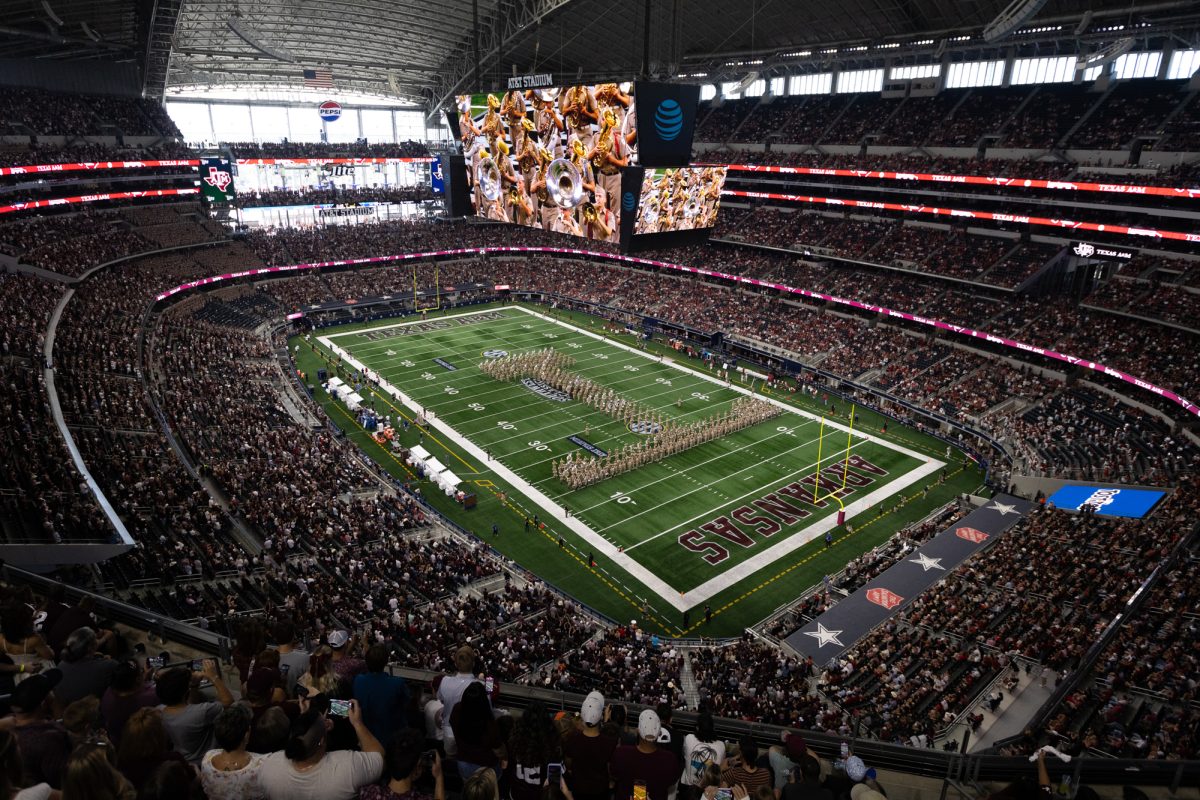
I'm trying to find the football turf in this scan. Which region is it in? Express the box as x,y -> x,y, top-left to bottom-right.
295,301 -> 986,637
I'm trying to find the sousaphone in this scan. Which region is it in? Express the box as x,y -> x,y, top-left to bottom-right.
546,158 -> 584,208
477,157 -> 502,201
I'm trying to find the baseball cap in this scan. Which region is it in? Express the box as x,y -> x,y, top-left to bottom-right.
581,691 -> 605,726
852,790 -> 884,800
845,755 -> 867,782
784,732 -> 807,760
11,669 -> 62,713
637,709 -> 661,741
327,630 -> 350,649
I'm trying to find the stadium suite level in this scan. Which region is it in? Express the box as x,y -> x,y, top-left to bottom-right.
296,301 -> 980,635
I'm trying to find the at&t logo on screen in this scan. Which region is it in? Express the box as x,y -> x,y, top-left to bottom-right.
621,191 -> 636,211
653,99 -> 683,141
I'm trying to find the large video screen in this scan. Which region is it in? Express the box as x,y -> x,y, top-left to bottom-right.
633,166 -> 727,234
455,85 -> 637,243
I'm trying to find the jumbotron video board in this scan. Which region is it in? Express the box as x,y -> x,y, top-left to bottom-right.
455,84 -> 635,243
633,166 -> 728,234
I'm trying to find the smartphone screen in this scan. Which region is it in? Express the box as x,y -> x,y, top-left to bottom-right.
633,782 -> 647,800
191,659 -> 204,672
484,676 -> 494,694
715,790 -> 732,800
328,699 -> 352,717
147,656 -> 163,670
546,762 -> 562,783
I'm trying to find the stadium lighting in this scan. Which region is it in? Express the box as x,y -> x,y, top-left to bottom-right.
1076,37 -> 1135,73
983,0 -> 1050,42
226,18 -> 297,63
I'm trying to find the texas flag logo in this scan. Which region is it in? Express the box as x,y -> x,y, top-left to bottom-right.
204,166 -> 232,193
955,526 -> 989,544
866,588 -> 904,610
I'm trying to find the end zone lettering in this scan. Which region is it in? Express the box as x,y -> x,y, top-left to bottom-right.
677,454 -> 887,564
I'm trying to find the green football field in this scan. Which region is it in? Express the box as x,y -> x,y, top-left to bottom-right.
306,304 -> 961,633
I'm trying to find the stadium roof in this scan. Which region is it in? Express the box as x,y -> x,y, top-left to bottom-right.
2,0 -> 1199,112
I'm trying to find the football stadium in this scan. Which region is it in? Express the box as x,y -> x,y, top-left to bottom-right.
0,0 -> 1198,797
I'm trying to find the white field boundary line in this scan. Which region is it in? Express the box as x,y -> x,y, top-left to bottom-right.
319,305 -> 944,610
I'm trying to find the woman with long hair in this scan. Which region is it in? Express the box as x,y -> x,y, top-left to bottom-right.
232,619 -> 268,685
0,605 -> 53,683
114,708 -> 190,794
448,683 -> 505,781
504,701 -> 556,800
61,741 -> 136,800
297,646 -> 338,698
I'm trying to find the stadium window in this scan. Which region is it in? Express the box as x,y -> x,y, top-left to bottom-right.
945,60 -> 1005,88
1166,49 -> 1200,80
788,73 -> 833,95
769,76 -> 786,95
249,105 -> 289,143
165,101 -> 214,143
700,84 -> 718,101
1010,56 -> 1077,85
286,105 -> 323,142
395,110 -> 426,141
835,68 -> 884,93
361,108 -> 395,143
743,79 -> 766,98
889,64 -> 941,80
209,103 -> 254,142
721,81 -> 742,99
1083,52 -> 1163,81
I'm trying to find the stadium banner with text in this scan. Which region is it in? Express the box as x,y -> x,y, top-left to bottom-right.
1069,241 -> 1134,261
712,163 -> 1200,199
200,157 -> 236,203
1046,485 -> 1166,519
786,495 -> 1035,661
633,82 -> 701,167
0,188 -> 199,216
634,166 -> 727,235
723,188 -> 1200,245
455,83 -> 634,243
151,246 -> 1200,419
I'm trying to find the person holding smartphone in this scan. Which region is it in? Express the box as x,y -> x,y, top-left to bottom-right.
257,697 -> 384,799
156,659 -> 234,765
610,710 -> 678,800
359,729 -> 444,800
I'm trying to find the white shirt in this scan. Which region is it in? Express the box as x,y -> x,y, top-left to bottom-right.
436,672 -> 480,754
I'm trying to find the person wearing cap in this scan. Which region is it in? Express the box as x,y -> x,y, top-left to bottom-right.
155,660 -> 234,765
721,738 -> 770,794
563,691 -> 616,800
849,783 -> 885,800
0,669 -> 71,789
769,731 -> 815,794
435,645 -> 480,757
611,710 -> 679,800
326,631 -> 365,698
257,698 -> 384,800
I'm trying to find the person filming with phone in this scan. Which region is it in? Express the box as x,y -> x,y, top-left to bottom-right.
359,728 -> 445,800
257,695 -> 384,799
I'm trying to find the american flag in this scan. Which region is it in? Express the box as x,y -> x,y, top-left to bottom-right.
303,68 -> 334,88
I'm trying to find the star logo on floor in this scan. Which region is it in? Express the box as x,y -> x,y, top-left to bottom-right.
988,501 -> 1017,516
909,552 -> 946,572
803,623 -> 844,648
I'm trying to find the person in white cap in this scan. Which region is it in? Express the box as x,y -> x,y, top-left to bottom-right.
563,691 -> 617,800
611,709 -> 679,800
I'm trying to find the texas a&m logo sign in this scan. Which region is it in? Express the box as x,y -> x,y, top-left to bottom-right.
866,587 -> 904,610
955,526 -> 990,544
200,158 -> 236,203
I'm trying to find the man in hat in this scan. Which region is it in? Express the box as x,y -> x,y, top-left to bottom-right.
563,690 -> 617,800
327,630 -> 366,696
610,709 -> 679,800
0,669 -> 71,789
770,728 -> 818,792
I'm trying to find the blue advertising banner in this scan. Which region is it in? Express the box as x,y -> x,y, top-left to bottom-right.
786,494 -> 1034,662
1046,485 -> 1165,519
633,82 -> 701,167
430,156 -> 445,194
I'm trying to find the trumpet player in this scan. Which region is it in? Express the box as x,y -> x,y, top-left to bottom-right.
508,177 -> 536,227
501,89 -> 530,153
560,85 -> 598,151
481,93 -> 505,152
516,122 -> 540,198
587,109 -> 628,217
584,185 -> 617,243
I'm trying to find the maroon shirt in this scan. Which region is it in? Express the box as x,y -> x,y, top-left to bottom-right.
611,744 -> 678,800
563,730 -> 618,799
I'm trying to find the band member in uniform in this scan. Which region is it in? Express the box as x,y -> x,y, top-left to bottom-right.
508,177 -> 536,227
494,138 -> 518,218
501,89 -> 529,153
480,93 -> 505,151
552,206 -> 584,237
457,96 -> 482,149
584,186 -> 617,243
486,195 -> 509,222
560,85 -> 598,151
588,109 -> 628,217
516,129 -> 540,209
531,93 -> 565,156
468,146 -> 493,215
531,147 -> 557,230
566,137 -> 596,206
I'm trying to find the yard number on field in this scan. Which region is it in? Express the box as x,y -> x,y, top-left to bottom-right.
610,491 -> 637,505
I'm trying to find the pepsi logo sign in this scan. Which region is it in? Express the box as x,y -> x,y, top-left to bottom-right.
319,101 -> 342,122
866,588 -> 904,610
654,99 -> 684,141
955,526 -> 989,544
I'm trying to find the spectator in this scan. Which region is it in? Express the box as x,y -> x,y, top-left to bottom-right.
45,601 -> 110,660
654,703 -> 684,794
100,661 -> 158,747
0,670 -> 71,790
273,621 -> 310,697
249,708 -> 290,755
114,708 -> 190,795
460,767 -> 499,800
352,645 -> 409,747
326,632 -> 365,697
60,697 -> 102,749
360,728 -> 445,800
564,691 -> 617,800
138,760 -> 197,800
436,646 -> 479,756
781,756 -> 831,800
0,727 -> 55,800
155,660 -> 234,764
504,700 -> 556,800
611,710 -> 678,800
448,683 -> 503,780
200,704 -> 265,800
722,738 -> 770,794
53,630 -> 117,712
232,621 -> 268,686
768,732 -> 813,794
1,605 -> 55,677
681,711 -> 725,790
422,676 -> 444,748
257,701 -> 384,800
61,741 -> 136,800
298,646 -> 338,699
